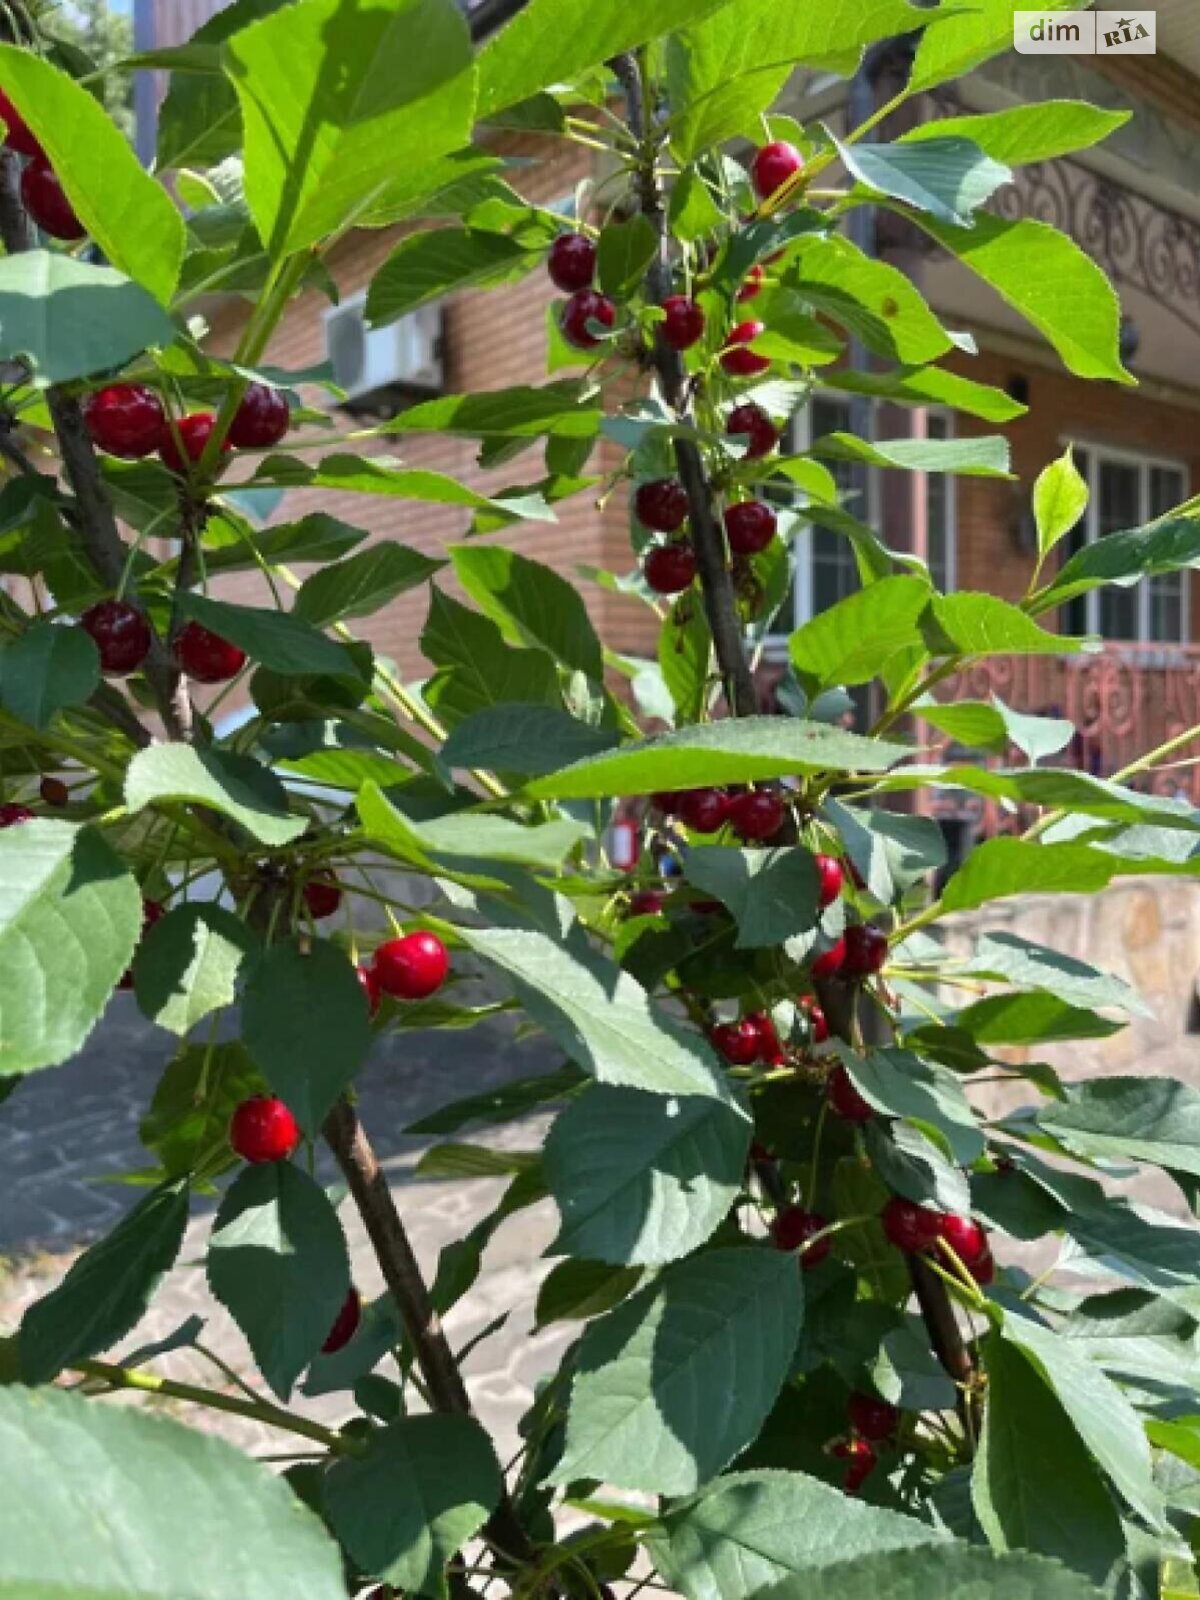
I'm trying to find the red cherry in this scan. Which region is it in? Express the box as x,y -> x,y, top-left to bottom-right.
635,478 -> 690,533
720,320 -> 771,378
971,1248 -> 997,1287
749,1140 -> 773,1164
737,265 -> 765,303
752,141 -> 805,203
728,789 -> 784,842
0,88 -> 42,159
827,1064 -> 873,1123
833,1434 -> 877,1494
321,1286 -> 362,1354
811,938 -> 846,980
39,776 -> 69,808
644,542 -> 696,595
772,1206 -> 831,1268
175,622 -> 247,684
0,802 -> 33,828
882,1197 -> 941,1254
661,295 -> 705,351
80,600 -> 153,677
375,931 -> 449,1000
848,1392 -> 900,1443
814,854 -> 844,911
561,289 -> 616,350
801,996 -> 830,1044
724,500 -> 777,555
629,889 -> 666,916
358,962 -> 382,1017
21,159 -> 84,240
674,787 -> 728,833
228,383 -> 290,449
302,876 -> 342,921
548,233 -> 596,293
160,413 -> 231,475
746,1011 -> 784,1065
119,898 -> 165,990
937,1214 -> 990,1273
229,1095 -> 301,1164
710,1019 -> 760,1067
726,402 -> 779,459
83,385 -> 166,459
841,923 -> 889,978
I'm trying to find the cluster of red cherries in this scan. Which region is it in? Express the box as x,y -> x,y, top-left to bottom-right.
0,88 -> 87,242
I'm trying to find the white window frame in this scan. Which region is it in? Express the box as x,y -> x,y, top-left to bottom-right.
1064,437 -> 1191,646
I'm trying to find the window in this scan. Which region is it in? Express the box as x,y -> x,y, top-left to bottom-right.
1063,446 -> 1189,642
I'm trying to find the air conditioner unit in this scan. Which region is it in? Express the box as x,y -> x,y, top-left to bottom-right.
323,292 -> 444,414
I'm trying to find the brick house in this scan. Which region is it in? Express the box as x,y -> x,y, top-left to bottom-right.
136,0 -> 1200,807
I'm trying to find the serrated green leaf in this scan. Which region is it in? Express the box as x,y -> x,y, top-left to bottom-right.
786,234 -> 953,365
821,363 -> 1027,423
1034,511 -> 1200,613
836,134 -> 1010,228
941,839 -> 1120,914
760,1546 -> 1106,1599
812,432 -> 1011,477
367,227 -> 539,326
294,543 -> 443,627
405,1064 -> 585,1135
440,702 -> 618,778
900,100 -> 1129,167
788,575 -> 930,693
1039,1077 -> 1200,1179
844,1047 -> 983,1165
535,1259 -> 643,1328
450,544 -> 603,679
133,904 -> 256,1037
1034,448 -> 1089,563
140,1041 -> 264,1182
682,846 -> 820,950
178,593 -> 358,678
0,621 -> 99,731
250,455 -> 554,525
910,0 -> 1093,92
125,744 -> 306,846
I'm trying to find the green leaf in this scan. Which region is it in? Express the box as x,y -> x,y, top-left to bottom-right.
758,1547 -> 1107,1599
844,1048 -> 983,1165
356,783 -> 586,877
1038,1077 -> 1200,1179
901,100 -> 1131,167
458,924 -> 735,1104
682,846 -> 820,950
19,1181 -> 189,1383
786,234 -> 953,365
523,716 -> 909,801
648,1468 -> 945,1600
294,543 -> 443,627
422,591 -> 561,726
0,1384 -> 346,1600
966,931 -> 1151,1018
1002,1313 -> 1163,1528
913,212 -> 1131,385
551,1247 -> 803,1494
941,839 -> 1119,914
973,1332 -> 1126,1587
226,0 -> 475,257
416,1142 -> 537,1180
821,363 -> 1027,423
378,381 -> 602,442
207,1160 -> 350,1400
0,252 -> 177,386
812,432 -> 1011,478
440,703 -> 618,777
1034,449 -> 1089,563
835,135 -> 1010,228
323,1415 -> 502,1598
201,512 -> 370,575
0,621 -> 98,731
0,46 -> 185,303
252,453 -> 554,523
405,1064 -> 584,1135
140,1041 -> 264,1182
535,1259 -> 643,1328
923,593 -> 1089,656
134,904 -> 256,1037
910,0 -> 1092,92
0,821 -> 141,1076
597,215 -> 658,300
367,227 -> 539,326
787,575 -> 930,693
544,1085 -> 750,1265
822,798 -> 946,902
125,744 -> 306,846
450,545 -> 603,678
950,992 -> 1122,1046
659,599 -> 712,724
178,593 -> 358,678
1034,511 -> 1200,612
242,938 -> 372,1136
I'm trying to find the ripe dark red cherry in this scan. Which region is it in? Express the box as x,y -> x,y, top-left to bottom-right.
635,478 -> 690,533
720,320 -> 771,377
726,401 -> 779,459
644,542 -> 696,595
229,1095 -> 301,1164
724,500 -> 777,556
710,1019 -> 761,1067
815,854 -> 844,911
39,776 -> 69,808
229,382 -> 290,449
811,938 -> 846,980
801,997 -> 830,1044
0,802 -> 34,828
547,232 -> 596,293
728,788 -> 784,842
0,88 -> 42,158
321,1286 -> 362,1354
302,876 -> 342,921
841,923 -> 889,978
772,1206 -> 831,1268
160,413 -> 230,474
80,600 -> 153,677
747,1011 -> 784,1065
629,889 -> 666,916
675,787 -> 728,833
827,1064 -> 873,1123
175,622 -> 247,684
661,295 -> 705,351
849,1392 -> 900,1443
561,288 -> 616,350
358,962 -> 382,1017
21,158 -> 84,240
83,385 -> 166,459
752,140 -> 805,203
737,265 -> 765,302
937,1214 -> 993,1283
882,1197 -> 941,1254
833,1434 -> 877,1494
375,931 -> 449,1000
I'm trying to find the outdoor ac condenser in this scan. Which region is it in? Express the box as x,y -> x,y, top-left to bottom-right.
322,292 -> 444,414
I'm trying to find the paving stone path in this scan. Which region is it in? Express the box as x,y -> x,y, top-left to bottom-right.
0,995 -> 574,1459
